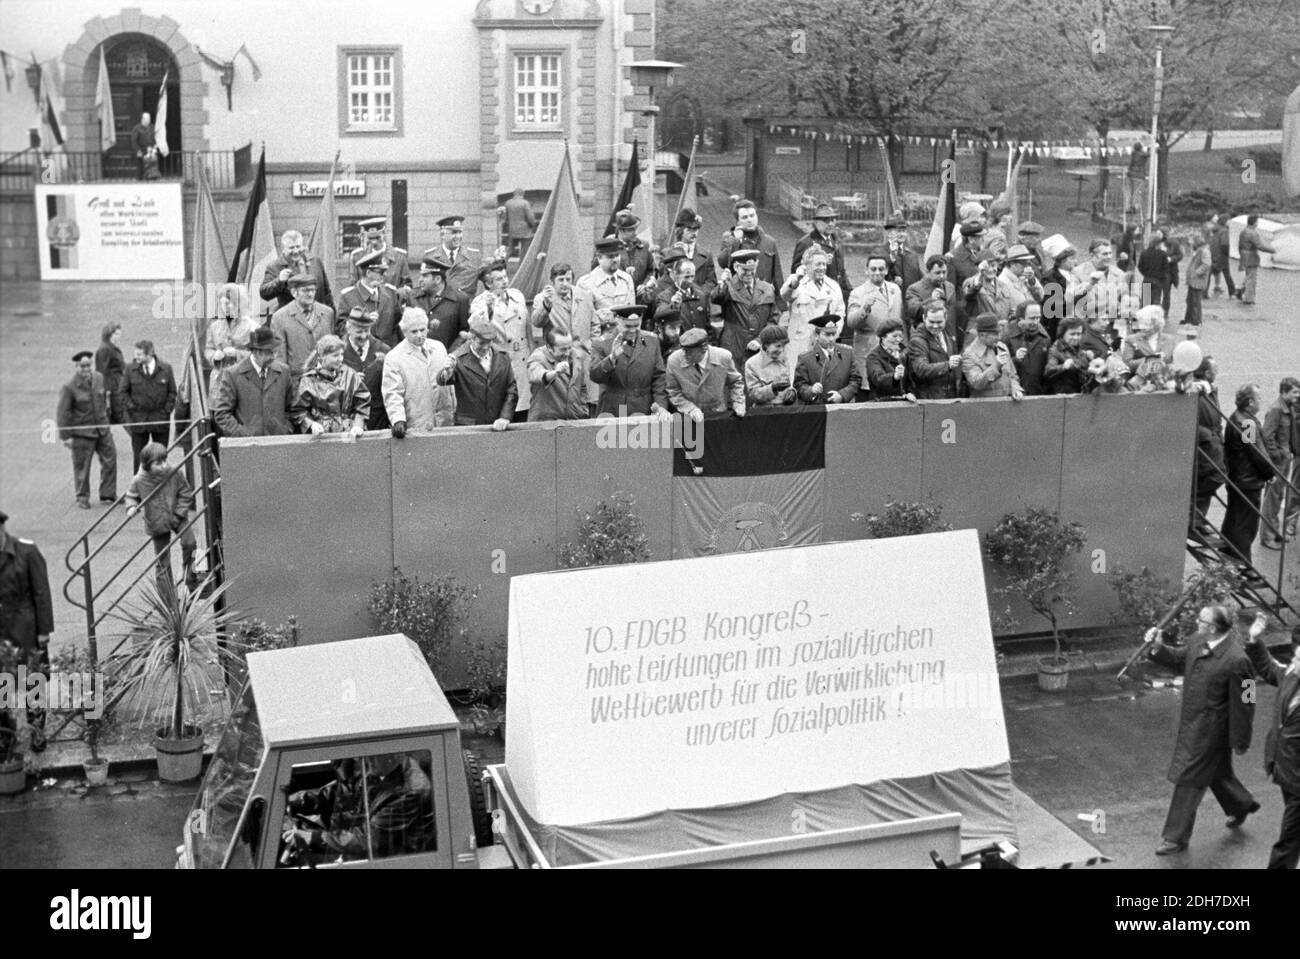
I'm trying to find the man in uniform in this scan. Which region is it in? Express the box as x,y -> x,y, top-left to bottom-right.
589,304 -> 671,419
261,229 -> 334,313
432,215 -> 483,298
57,351 -> 117,509
411,253 -> 470,352
337,249 -> 403,347
670,208 -> 716,297
340,307 -> 391,432
717,198 -> 783,289
349,216 -> 410,288
270,274 -> 334,386
793,314 -> 862,405
792,204 -> 851,304
0,510 -> 54,752
713,248 -> 778,371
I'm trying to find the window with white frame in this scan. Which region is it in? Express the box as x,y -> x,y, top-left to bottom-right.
345,52 -> 396,131
514,53 -> 561,129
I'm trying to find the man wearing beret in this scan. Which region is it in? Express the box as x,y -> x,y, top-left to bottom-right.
717,198 -> 783,289
793,314 -> 861,405
670,208 -> 716,297
261,229 -> 335,313
792,204 -> 851,303
589,305 -> 671,419
212,326 -> 296,437
411,253 -> 471,352
0,510 -> 54,751
666,327 -> 745,421
349,216 -> 410,288
57,351 -> 117,508
962,313 -> 1024,400
436,317 -> 518,429
713,248 -> 778,371
882,215 -> 924,293
432,216 -> 483,298
271,273 -> 335,386
338,249 -> 402,347
341,307 -> 391,431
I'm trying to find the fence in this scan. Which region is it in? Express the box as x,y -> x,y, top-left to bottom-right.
0,144 -> 253,192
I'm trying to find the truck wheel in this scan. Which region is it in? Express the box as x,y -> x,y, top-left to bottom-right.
462,749 -> 493,849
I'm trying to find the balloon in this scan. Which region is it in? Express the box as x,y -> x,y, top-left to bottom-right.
1171,340 -> 1203,373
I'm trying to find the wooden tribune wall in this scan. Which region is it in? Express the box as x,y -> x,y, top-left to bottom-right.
221,393 -> 1195,685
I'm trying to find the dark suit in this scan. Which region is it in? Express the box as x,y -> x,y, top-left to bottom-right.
1149,633 -> 1256,846
714,277 -> 778,370
588,332 -> 667,416
433,246 -> 482,299
411,287 -> 470,351
343,336 -> 391,431
793,343 -> 861,404
907,327 -> 958,399
119,358 -> 177,471
718,228 -> 783,289
1244,640 -> 1300,868
1223,410 -> 1279,561
653,281 -> 711,332
884,245 -> 924,294
212,357 -> 295,437
337,282 -> 403,347
439,346 -> 518,426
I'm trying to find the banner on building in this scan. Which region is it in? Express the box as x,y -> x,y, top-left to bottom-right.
34,182 -> 184,280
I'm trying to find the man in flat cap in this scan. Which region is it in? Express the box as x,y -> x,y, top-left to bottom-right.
411,253 -> 471,352
437,317 -> 518,429
670,208 -> 716,297
338,249 -> 402,347
0,509 -> 54,751
262,229 -> 335,314
382,307 -> 454,435
792,203 -> 851,303
961,313 -> 1024,400
1016,221 -> 1047,274
882,214 -> 924,293
57,351 -> 117,509
349,216 -> 410,288
717,198 -> 783,289
271,273 -> 335,387
341,307 -> 391,431
793,314 -> 862,405
654,248 -> 711,335
948,221 -> 986,307
713,247 -> 778,371
667,326 -> 745,420
589,304 -> 671,419
433,216 -> 483,298
212,326 -> 296,437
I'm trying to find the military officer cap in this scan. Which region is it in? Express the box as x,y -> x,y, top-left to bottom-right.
359,216 -> 387,232
812,203 -> 838,220
727,248 -> 760,266
594,236 -> 622,255
346,306 -> 374,325
679,328 -> 709,348
809,313 -> 841,328
468,318 -> 498,341
420,253 -> 452,274
960,222 -> 986,237
884,214 -> 907,230
674,207 -> 702,229
437,215 -> 465,229
1005,244 -> 1037,263
287,273 -> 318,288
610,304 -> 647,319
72,350 -> 94,362
660,246 -> 688,266
356,249 -> 390,271
975,313 -> 1001,334
613,210 -> 640,230
1017,220 -> 1045,236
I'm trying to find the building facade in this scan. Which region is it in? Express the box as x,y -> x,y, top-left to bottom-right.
0,0 -> 656,280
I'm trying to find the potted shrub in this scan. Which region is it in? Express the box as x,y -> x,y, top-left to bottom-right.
461,633 -> 506,740
50,645 -> 114,787
0,641 -> 25,795
368,570 -> 477,679
559,491 -> 651,568
851,500 -> 952,538
109,577 -> 245,783
983,508 -> 1088,692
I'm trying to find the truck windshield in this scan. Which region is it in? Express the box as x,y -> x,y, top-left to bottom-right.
187,680 -> 265,869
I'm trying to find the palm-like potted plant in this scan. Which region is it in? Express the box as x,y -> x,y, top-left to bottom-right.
0,640 -> 26,794
983,507 -> 1088,691
109,578 -> 245,783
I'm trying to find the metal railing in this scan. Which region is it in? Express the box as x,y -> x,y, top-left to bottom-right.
0,144 -> 253,192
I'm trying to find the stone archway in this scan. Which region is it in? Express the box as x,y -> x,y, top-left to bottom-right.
59,8 -> 209,156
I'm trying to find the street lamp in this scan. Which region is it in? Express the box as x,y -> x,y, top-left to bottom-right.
628,60 -> 681,241
1145,21 -> 1175,242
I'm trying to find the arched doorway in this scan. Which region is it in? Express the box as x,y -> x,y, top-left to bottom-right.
101,34 -> 181,179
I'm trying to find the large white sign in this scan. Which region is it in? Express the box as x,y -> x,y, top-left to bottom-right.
506,530 -> 1011,826
34,183 -> 185,281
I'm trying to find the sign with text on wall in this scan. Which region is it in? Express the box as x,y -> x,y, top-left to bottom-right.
34,183 -> 184,281
506,530 -> 1011,826
291,180 -> 366,199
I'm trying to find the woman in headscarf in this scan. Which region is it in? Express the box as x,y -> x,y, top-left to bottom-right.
291,335 -> 371,437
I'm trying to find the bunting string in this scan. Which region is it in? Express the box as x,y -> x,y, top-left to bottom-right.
763,124 -> 1141,158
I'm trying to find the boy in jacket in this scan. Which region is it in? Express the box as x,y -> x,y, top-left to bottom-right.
125,442 -> 198,593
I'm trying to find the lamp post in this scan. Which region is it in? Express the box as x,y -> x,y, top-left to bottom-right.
628,60 -> 681,243
1145,22 -> 1175,242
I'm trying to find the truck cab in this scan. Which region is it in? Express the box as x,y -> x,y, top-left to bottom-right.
178,634 -> 504,869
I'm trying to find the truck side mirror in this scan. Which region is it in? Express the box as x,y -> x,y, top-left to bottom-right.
241,797 -> 266,856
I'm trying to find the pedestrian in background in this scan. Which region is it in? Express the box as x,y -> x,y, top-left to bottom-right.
1209,212 -> 1236,299
1223,383 -> 1279,562
1184,234 -> 1211,327
94,321 -> 125,426
118,339 -> 176,473
1238,213 -> 1276,306
56,351 -> 117,509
